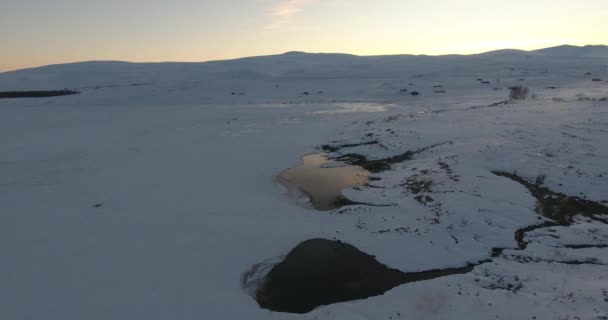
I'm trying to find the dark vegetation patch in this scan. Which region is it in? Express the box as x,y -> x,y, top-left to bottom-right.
400,169 -> 445,221
330,196 -> 360,208
254,239 -> 478,314
320,140 -> 379,153
492,171 -> 608,225
432,100 -> 509,114
330,196 -> 395,211
401,170 -> 435,206
94,84 -> 120,89
438,161 -> 460,181
509,86 -> 529,100
487,100 -> 510,107
0,90 -> 80,99
404,174 -> 432,195
513,222 -> 557,251
384,115 -> 401,122
504,255 -> 604,266
562,244 -> 608,249
334,142 -> 451,173
476,273 -> 524,293
410,91 -> 420,96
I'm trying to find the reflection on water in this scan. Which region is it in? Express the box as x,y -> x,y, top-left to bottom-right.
275,154 -> 369,210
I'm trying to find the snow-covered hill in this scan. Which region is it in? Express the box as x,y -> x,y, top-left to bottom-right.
532,44 -> 608,58
1,45 -> 606,93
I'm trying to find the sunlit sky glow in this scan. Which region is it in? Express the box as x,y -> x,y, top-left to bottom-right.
2,0 -> 607,72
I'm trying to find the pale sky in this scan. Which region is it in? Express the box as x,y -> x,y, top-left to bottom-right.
2,0 -> 607,72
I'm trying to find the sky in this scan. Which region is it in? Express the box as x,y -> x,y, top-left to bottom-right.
1,0 -> 607,72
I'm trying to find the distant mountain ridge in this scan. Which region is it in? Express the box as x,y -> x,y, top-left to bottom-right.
473,45 -> 608,58
2,45 -> 607,76
0,44 -> 606,91
531,45 -> 608,58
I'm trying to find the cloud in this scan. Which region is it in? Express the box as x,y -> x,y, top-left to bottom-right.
265,0 -> 315,30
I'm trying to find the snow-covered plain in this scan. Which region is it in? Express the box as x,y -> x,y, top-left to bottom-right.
1,45 -> 607,319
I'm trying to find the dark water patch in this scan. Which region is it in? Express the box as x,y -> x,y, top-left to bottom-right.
0,90 -> 80,98
253,239 -> 478,314
492,171 -> 608,225
335,142 -> 451,173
